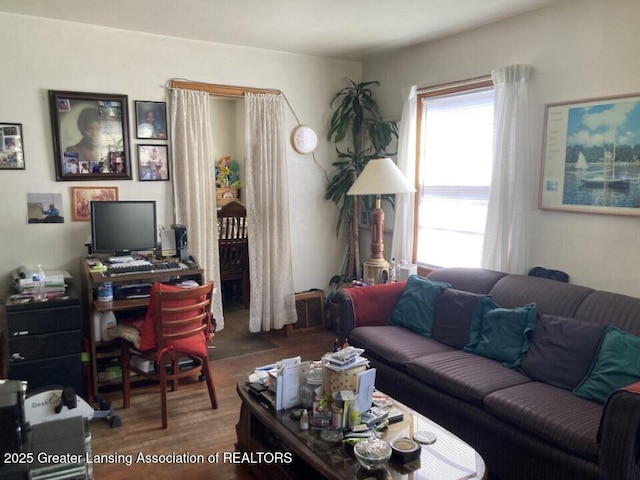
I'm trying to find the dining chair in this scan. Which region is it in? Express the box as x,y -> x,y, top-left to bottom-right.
120,282 -> 217,429
217,201 -> 249,307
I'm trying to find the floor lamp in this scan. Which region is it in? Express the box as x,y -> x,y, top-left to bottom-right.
347,157 -> 415,284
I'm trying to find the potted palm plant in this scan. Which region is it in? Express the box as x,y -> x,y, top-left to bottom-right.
325,78 -> 398,280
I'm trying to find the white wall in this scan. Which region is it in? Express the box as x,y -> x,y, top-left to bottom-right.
363,0 -> 640,297
0,13 -> 359,295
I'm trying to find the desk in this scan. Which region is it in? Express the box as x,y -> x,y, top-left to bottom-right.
80,258 -> 203,399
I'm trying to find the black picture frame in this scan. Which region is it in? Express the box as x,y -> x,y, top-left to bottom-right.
137,144 -> 170,181
135,101 -> 167,140
0,122 -> 25,170
48,90 -> 132,181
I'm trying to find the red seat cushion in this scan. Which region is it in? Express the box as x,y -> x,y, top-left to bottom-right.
139,283 -> 208,357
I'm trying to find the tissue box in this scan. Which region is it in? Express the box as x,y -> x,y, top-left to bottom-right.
399,263 -> 418,281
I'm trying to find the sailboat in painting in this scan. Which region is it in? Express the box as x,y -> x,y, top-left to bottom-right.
580,144 -> 630,191
576,152 -> 588,171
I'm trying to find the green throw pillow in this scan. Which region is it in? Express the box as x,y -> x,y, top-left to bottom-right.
465,301 -> 537,368
573,326 -> 640,404
389,274 -> 451,337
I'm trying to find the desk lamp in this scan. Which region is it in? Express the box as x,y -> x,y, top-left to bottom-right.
347,157 -> 415,284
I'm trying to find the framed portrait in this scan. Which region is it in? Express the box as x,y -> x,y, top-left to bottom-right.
0,123 -> 25,170
135,101 -> 167,139
539,92 -> 640,216
70,186 -> 119,221
48,90 -> 132,181
137,144 -> 169,181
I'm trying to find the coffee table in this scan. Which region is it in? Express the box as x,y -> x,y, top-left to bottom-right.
236,383 -> 486,480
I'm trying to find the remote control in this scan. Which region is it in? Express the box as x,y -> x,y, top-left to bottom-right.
361,406 -> 389,427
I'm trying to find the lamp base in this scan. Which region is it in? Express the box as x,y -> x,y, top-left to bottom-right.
363,257 -> 390,285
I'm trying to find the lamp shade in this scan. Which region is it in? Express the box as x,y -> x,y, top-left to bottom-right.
347,158 -> 415,196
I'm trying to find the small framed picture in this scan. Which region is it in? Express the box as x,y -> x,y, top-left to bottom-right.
27,193 -> 63,223
135,101 -> 167,139
48,90 -> 131,181
138,144 -> 169,181
0,123 -> 25,170
70,186 -> 119,221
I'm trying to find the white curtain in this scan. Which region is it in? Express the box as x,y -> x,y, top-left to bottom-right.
244,93 -> 297,332
482,64 -> 531,274
171,88 -> 224,330
391,85 -> 417,265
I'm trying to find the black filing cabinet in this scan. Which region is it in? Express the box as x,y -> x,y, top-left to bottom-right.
2,293 -> 84,397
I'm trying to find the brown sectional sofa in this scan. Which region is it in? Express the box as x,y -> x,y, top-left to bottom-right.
335,268 -> 640,480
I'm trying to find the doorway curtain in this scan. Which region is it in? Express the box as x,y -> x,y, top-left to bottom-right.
170,88 -> 224,330
244,93 -> 297,332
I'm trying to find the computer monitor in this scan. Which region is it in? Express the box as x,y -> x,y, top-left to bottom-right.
90,200 -> 158,255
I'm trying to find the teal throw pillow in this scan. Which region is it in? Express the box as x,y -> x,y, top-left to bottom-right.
465,301 -> 537,368
389,275 -> 451,337
573,326 -> 640,404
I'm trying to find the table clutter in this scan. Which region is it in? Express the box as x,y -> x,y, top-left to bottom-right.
245,345 -> 415,475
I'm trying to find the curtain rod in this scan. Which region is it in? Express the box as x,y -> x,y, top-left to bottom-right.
169,79 -> 281,98
417,75 -> 493,96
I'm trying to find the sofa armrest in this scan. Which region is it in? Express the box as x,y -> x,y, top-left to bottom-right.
597,381 -> 640,480
335,282 -> 406,342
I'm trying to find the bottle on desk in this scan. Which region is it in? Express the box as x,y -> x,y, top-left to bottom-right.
33,264 -> 46,302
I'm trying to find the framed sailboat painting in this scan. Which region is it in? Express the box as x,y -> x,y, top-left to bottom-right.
539,92 -> 640,216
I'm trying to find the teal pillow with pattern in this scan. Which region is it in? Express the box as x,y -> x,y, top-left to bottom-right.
465,300 -> 537,368
573,326 -> 640,404
389,275 -> 451,337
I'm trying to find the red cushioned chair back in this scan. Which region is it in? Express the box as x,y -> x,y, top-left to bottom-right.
140,282 -> 214,357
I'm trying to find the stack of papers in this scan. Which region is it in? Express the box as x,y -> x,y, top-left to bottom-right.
324,347 -> 368,371
15,274 -> 67,297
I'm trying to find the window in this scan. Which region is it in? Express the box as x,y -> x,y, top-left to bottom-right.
415,80 -> 494,268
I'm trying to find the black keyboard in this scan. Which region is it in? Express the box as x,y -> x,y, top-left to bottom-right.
106,261 -> 184,276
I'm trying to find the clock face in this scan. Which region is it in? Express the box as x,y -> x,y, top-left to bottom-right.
291,125 -> 318,154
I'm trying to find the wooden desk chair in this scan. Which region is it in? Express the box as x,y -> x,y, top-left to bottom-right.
120,282 -> 217,429
217,201 -> 249,307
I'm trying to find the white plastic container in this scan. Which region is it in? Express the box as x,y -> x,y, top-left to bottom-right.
100,311 -> 117,340
93,311 -> 102,342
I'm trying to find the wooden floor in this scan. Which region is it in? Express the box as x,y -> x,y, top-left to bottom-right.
90,311 -> 335,480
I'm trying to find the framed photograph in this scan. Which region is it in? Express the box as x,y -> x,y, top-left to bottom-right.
138,144 -> 169,181
70,186 -> 119,221
48,90 -> 131,181
0,123 -> 25,170
27,193 -> 64,224
539,92 -> 640,216
135,101 -> 167,139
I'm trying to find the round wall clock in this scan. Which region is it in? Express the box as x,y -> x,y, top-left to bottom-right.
290,125 -> 318,155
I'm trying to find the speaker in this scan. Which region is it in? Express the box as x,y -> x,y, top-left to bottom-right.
172,224 -> 189,262
160,229 -> 177,257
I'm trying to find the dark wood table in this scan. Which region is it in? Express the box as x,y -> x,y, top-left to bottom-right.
235,383 -> 486,480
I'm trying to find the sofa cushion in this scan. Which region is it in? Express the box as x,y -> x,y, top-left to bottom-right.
389,275 -> 451,337
520,315 -> 606,390
431,288 -> 486,349
349,325 -> 452,370
406,350 -> 531,404
466,301 -> 537,368
484,382 -> 602,459
573,326 -> 640,404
